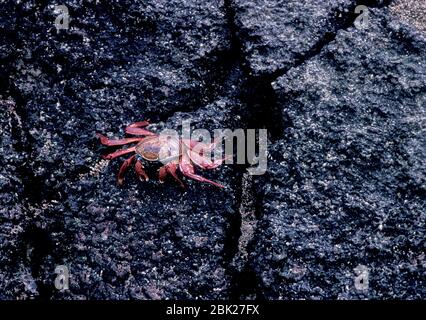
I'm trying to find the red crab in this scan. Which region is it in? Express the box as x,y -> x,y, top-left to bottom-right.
97,121 -> 225,188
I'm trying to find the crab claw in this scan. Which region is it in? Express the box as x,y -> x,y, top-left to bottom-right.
179,152 -> 225,188
182,137 -> 221,151
187,149 -> 230,170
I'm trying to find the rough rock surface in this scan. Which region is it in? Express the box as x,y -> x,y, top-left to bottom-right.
0,98 -> 37,299
1,0 -> 240,300
0,0 -> 424,299
251,8 -> 425,299
231,0 -> 357,75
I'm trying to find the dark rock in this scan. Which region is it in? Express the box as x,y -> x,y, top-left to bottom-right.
0,0 -> 241,299
252,8 -> 425,299
4,0 -> 232,186
231,0 -> 357,75
0,0 -> 424,300
0,98 -> 34,299
47,98 -> 242,299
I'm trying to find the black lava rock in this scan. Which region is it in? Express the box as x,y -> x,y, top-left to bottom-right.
232,0 -> 357,75
0,1 -> 424,300
251,8 -> 425,299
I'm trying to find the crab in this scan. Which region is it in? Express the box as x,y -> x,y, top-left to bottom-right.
97,121 -> 226,188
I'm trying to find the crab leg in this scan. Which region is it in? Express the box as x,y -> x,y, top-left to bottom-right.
117,155 -> 136,185
159,162 -> 185,188
125,121 -> 156,136
135,160 -> 149,181
97,134 -> 144,146
127,121 -> 150,127
179,152 -> 224,188
102,147 -> 136,160
187,149 -> 229,170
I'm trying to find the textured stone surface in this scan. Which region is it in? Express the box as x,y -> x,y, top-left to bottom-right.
50,98 -> 242,300
251,8 -> 425,299
390,0 -> 426,33
0,0 -> 240,299
231,0 -> 357,75
0,0 -> 425,300
0,98 -> 36,299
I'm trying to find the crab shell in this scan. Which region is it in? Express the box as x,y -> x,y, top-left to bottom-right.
134,135 -> 181,163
